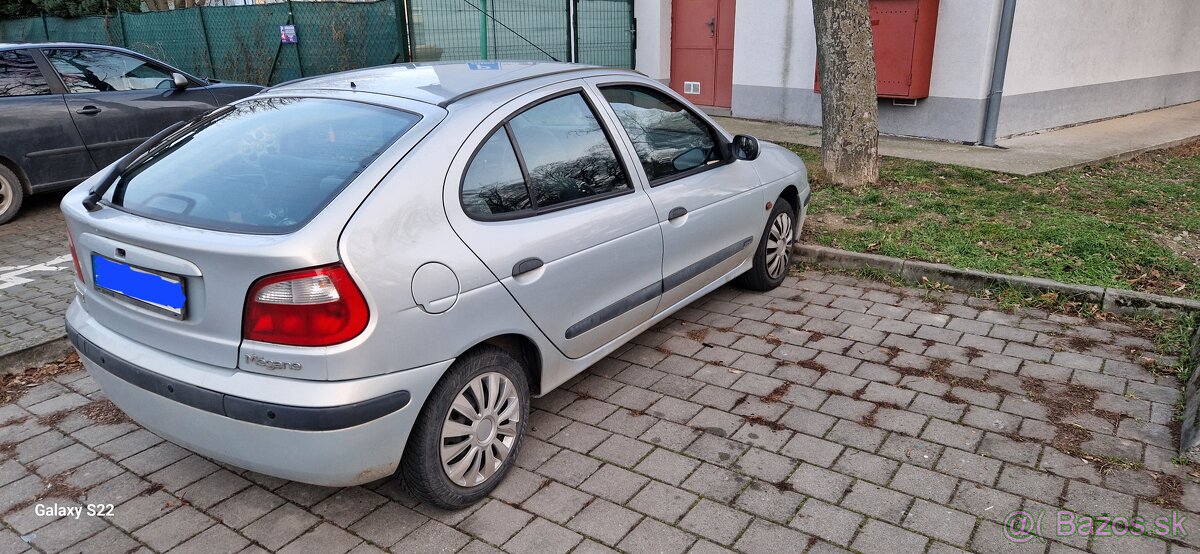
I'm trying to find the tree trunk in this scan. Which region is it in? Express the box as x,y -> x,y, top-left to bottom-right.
144,0 -> 171,11
812,0 -> 879,187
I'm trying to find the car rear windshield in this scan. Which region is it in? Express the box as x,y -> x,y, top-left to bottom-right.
110,97 -> 420,234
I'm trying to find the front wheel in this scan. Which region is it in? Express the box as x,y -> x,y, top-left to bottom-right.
0,165 -> 24,226
400,345 -> 529,509
736,197 -> 797,291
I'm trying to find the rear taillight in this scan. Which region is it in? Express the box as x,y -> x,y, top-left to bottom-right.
67,234 -> 83,282
243,264 -> 369,347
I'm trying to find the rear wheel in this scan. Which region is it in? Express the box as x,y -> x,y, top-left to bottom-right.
736,198 -> 796,291
0,165 -> 24,225
400,345 -> 529,509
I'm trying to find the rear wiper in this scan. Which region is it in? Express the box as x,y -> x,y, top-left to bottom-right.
82,105 -> 236,212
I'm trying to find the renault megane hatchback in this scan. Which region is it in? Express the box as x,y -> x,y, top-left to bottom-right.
61,61 -> 810,508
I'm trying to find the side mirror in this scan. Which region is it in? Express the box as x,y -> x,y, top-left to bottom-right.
171,72 -> 189,90
732,135 -> 760,161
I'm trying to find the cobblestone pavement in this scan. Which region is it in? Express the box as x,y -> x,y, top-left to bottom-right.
0,269 -> 1196,554
0,192 -> 72,358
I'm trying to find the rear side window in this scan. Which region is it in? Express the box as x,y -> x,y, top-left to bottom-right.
462,130 -> 531,218
0,51 -> 51,97
46,49 -> 175,93
460,91 -> 630,219
111,97 -> 420,233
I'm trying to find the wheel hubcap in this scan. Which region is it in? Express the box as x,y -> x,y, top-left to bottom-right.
0,177 -> 11,215
765,211 -> 794,279
440,372 -> 520,487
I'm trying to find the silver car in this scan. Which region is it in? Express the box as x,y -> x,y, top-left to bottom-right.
61,61 -> 809,508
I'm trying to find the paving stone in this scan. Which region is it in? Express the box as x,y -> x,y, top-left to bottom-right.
997,464 -> 1066,505
682,463 -> 750,503
537,449 -> 602,487
209,486 -> 286,530
566,498 -> 643,546
878,434 -> 944,468
833,448 -> 899,485
791,498 -> 862,546
733,518 -> 811,554
935,446 -> 1003,485
391,520 -> 470,554
628,480 -> 697,523
278,522 -> 361,554
617,517 -> 695,554
859,382 -> 916,406
132,505 -> 215,552
550,421 -> 611,453
734,480 -> 804,523
639,420 -> 701,451
686,432 -> 750,467
872,407 -> 927,436
679,498 -> 753,545
890,463 -> 958,503
1063,480 -> 1135,518
348,502 -> 427,548
590,434 -> 653,467
237,502 -> 323,550
781,433 -> 843,467
458,499 -> 533,545
950,481 -> 1022,523
630,448 -> 697,486
581,464 -> 649,504
732,419 -> 793,452
826,419 -> 887,452
146,455 -> 220,493
850,519 -> 928,553
840,481 -> 913,524
731,447 -> 796,484
502,517 -> 582,554
778,406 -> 837,436
961,405 -> 1022,435
921,419 -> 984,451
688,407 -> 745,438
902,499 -> 976,547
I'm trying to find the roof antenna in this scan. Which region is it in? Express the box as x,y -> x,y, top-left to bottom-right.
350,81 -> 357,90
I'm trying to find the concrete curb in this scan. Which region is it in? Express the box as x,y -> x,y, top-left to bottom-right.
1180,327 -> 1200,460
795,244 -> 1200,315
0,335 -> 71,375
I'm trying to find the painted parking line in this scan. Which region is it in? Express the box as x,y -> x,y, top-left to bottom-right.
0,254 -> 73,290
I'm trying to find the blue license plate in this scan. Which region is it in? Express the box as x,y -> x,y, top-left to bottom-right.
91,254 -> 186,318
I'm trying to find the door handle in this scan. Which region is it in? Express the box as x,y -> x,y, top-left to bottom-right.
707,17 -> 715,37
512,257 -> 544,276
76,106 -> 102,116
668,207 -> 688,221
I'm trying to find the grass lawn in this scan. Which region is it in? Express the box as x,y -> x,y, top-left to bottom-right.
791,141 -> 1200,300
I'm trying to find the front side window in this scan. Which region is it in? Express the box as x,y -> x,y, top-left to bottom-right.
508,93 -> 630,210
0,51 -> 51,97
46,49 -> 175,93
111,97 -> 420,233
600,85 -> 722,183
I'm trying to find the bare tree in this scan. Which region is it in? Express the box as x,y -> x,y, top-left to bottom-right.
812,0 -> 879,187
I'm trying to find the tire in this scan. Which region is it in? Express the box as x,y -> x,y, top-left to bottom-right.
736,197 -> 797,291
400,345 -> 530,509
0,165 -> 24,226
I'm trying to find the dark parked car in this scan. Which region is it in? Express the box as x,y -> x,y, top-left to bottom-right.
0,42 -> 262,224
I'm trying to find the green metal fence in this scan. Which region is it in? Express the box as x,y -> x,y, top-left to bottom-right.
0,0 -> 634,86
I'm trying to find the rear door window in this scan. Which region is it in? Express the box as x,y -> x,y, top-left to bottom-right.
0,50 -> 51,97
507,93 -> 630,209
111,97 -> 420,233
461,129 -> 532,218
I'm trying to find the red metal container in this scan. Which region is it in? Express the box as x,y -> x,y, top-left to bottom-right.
815,0 -> 940,100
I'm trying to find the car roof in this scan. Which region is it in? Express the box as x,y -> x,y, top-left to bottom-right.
269,61 -> 638,107
1,42 -> 131,51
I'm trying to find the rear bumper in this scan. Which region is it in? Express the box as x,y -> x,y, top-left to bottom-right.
66,299 -> 451,486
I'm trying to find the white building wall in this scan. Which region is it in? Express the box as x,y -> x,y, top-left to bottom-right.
728,0 -> 1002,143
998,0 -> 1200,136
633,0 -> 1200,142
634,0 -> 671,82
